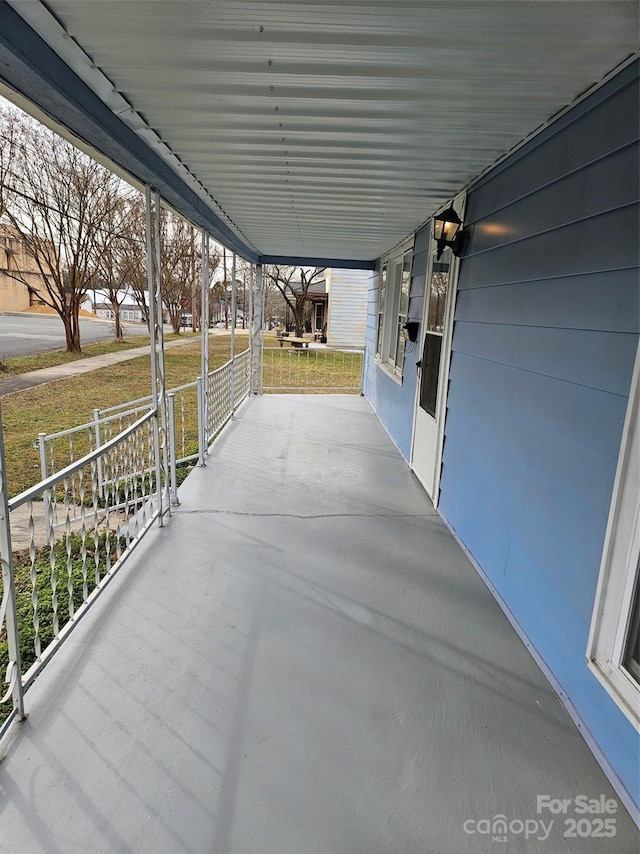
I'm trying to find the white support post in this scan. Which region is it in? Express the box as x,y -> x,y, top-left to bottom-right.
248,263 -> 254,382
251,263 -> 264,395
230,252 -> 236,410
0,406 -> 25,721
248,263 -> 254,337
145,186 -> 167,526
200,230 -> 209,452
153,190 -> 170,518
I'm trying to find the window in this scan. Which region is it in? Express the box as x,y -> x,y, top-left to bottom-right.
376,261 -> 387,358
394,251 -> 412,374
588,345 -> 640,729
375,239 -> 413,378
419,248 -> 452,417
623,569 -> 640,683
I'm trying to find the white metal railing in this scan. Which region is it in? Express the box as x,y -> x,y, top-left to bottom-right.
1,347 -> 252,735
233,348 -> 251,405
206,359 -> 233,440
34,348 -> 252,499
1,340 -> 364,735
0,409 -> 163,737
262,345 -> 364,393
1,338 -> 363,737
205,347 -> 251,443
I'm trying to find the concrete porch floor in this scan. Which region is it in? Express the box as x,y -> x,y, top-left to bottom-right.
0,395 -> 636,853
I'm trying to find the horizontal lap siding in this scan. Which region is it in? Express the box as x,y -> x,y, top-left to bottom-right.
439,61 -> 640,806
456,269 -> 638,332
327,269 -> 369,348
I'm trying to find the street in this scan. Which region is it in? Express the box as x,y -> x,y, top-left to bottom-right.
0,313 -> 141,359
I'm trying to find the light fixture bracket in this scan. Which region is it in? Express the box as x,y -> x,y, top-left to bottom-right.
433,205 -> 467,259
403,320 -> 419,342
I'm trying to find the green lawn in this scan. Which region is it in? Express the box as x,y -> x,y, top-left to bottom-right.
0,331 -> 197,376
262,344 -> 362,393
1,335 -> 249,497
1,332 -> 361,497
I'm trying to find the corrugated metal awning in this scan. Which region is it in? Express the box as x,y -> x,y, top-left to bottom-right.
0,1 -> 637,265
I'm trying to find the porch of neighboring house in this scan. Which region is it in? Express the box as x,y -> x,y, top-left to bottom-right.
0,394 -> 636,853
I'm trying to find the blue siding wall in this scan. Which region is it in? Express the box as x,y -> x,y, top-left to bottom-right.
439,61 -> 640,807
363,226 -> 429,460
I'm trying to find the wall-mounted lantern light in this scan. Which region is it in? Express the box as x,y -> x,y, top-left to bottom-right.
403,320 -> 419,342
433,205 -> 468,259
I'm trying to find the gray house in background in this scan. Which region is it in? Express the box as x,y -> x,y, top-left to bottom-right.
302,268 -> 368,346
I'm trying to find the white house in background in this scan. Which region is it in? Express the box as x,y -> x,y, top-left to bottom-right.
83,287 -> 153,324
325,268 -> 368,348
291,268 -> 368,345
95,300 -> 145,323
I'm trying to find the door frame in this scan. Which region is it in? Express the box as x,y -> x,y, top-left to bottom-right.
410,191 -> 467,506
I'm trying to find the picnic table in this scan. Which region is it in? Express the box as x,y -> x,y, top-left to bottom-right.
277,336 -> 310,349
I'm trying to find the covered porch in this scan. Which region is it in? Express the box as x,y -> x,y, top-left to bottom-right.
0,395 -> 634,853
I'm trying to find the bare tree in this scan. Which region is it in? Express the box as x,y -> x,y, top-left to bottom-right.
216,250 -> 252,329
116,200 -> 221,333
2,109 -> 126,351
0,104 -> 20,220
218,246 -> 233,329
159,212 -> 197,333
190,227 -> 199,333
118,196 -> 151,330
94,188 -> 140,341
210,276 -> 228,325
264,265 -> 325,337
264,274 -> 285,330
203,244 -> 222,328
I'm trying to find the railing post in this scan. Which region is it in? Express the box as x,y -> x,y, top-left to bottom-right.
167,393 -> 180,506
93,407 -> 105,497
360,347 -> 367,395
230,252 -> 236,414
0,406 -> 25,721
37,431 -> 54,546
247,264 -> 256,384
201,230 -> 210,453
251,263 -> 264,395
146,185 -> 168,526
197,375 -> 206,466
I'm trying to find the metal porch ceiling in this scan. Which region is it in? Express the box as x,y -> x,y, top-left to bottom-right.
1,1 -> 638,265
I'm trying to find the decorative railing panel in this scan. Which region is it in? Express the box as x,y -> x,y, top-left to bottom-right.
206,359 -> 233,440
1,347 -> 252,735
262,346 -> 364,393
233,348 -> 251,405
1,410 -> 162,735
35,349 -> 252,483
205,347 -> 251,442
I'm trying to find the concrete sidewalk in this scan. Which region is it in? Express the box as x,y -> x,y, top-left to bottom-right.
0,335 -> 201,398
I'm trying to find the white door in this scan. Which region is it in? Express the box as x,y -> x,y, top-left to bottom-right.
411,244 -> 457,501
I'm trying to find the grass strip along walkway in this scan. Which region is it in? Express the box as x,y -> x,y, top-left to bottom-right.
2,334 -> 248,497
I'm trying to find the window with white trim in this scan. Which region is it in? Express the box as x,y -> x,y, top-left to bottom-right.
588,343 -> 640,729
375,238 -> 413,377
